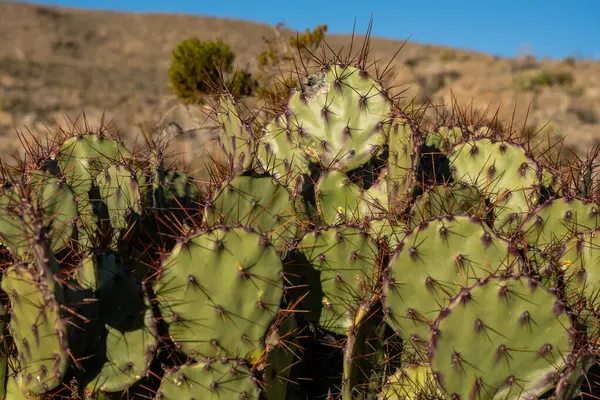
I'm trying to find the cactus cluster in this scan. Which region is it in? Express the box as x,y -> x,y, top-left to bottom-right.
1,43 -> 600,400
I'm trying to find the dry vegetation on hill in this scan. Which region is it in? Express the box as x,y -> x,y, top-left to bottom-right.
0,1 -> 599,175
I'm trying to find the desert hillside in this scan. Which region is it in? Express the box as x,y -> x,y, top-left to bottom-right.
0,1 -> 599,174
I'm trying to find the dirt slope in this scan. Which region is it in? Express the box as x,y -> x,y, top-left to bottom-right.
0,1 -> 598,173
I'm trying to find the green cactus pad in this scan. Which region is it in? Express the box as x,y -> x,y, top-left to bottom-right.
287,65 -> 391,171
157,359 -> 260,399
541,166 -> 561,195
429,275 -> 576,400
316,170 -> 388,225
424,126 -> 465,153
316,170 -> 362,225
557,230 -> 600,337
257,114 -> 310,189
378,364 -> 443,400
362,218 -> 406,247
383,216 -> 520,354
408,183 -> 489,229
1,266 -> 69,395
362,171 -> 389,216
263,314 -> 297,400
155,226 -> 284,361
554,354 -> 595,400
448,138 -> 541,233
156,169 -> 200,226
5,371 -> 40,400
0,171 -> 77,257
387,118 -> 419,212
289,226 -> 380,335
58,133 -> 132,247
205,175 -> 304,251
162,170 -> 198,203
216,94 -> 255,172
96,163 -> 142,234
521,197 -> 600,250
0,303 -> 7,400
58,133 -> 131,200
78,253 -> 158,393
342,300 -> 383,399
85,308 -> 156,394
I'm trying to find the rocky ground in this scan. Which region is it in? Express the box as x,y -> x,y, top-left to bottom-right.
0,1 -> 599,178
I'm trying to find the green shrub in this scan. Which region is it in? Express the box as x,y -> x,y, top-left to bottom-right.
514,69 -> 575,91
552,70 -> 575,86
168,37 -> 236,103
563,56 -> 576,67
289,24 -> 327,51
439,50 -> 456,61
438,50 -> 470,62
403,57 -> 421,68
226,70 -> 258,97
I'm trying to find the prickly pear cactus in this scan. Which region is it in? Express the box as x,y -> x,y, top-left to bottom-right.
215,94 -> 255,172
424,125 -> 465,153
378,364 -> 443,400
2,51 -> 600,400
257,113 -> 311,190
77,253 -> 157,394
387,119 -> 419,212
288,226 -> 380,335
96,162 -> 142,249
157,358 -> 261,399
263,314 -> 298,400
287,65 -> 392,171
383,216 -> 520,356
448,138 -> 541,233
408,183 -> 489,228
57,132 -> 133,248
0,171 -> 77,258
154,226 -> 284,361
316,170 -> 388,225
521,197 -> 600,250
0,304 -> 6,400
2,266 -> 70,395
204,174 -> 304,251
58,133 -> 132,199
429,275 -> 576,400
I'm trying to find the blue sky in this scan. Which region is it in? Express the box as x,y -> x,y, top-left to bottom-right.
16,0 -> 600,60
